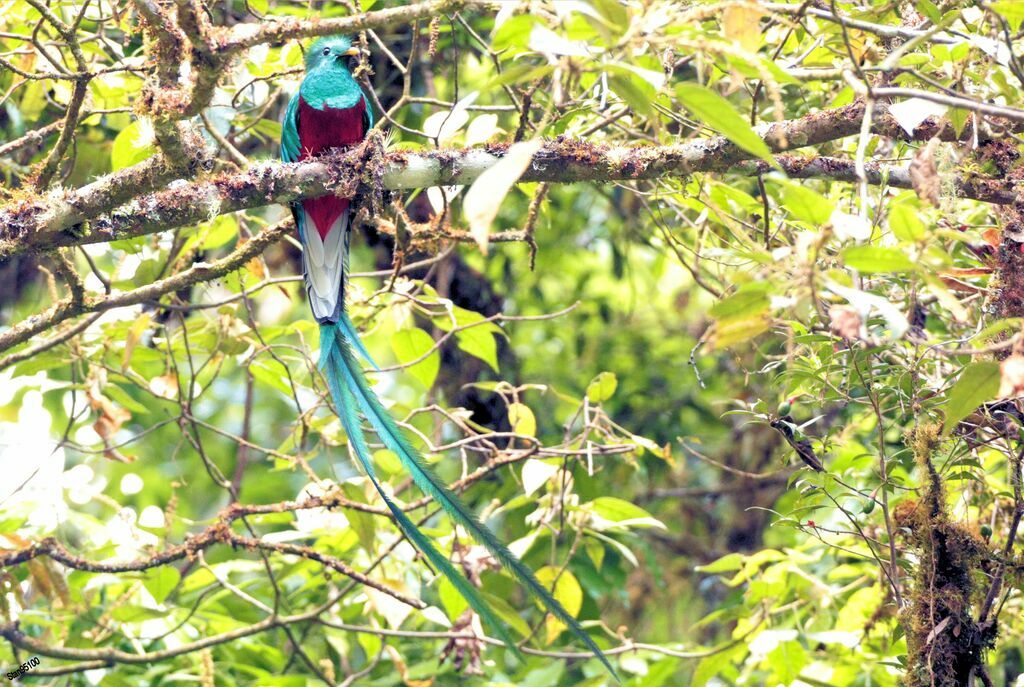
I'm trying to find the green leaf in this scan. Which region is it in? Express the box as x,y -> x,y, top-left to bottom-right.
692,644 -> 746,687
435,306 -> 504,373
889,201 -> 926,242
711,316 -> 771,349
438,576 -> 468,618
488,64 -> 554,89
455,327 -> 500,372
990,1 -> 1024,30
675,84 -> 776,164
586,371 -> 618,403
110,605 -> 172,623
508,402 -> 536,437
142,566 -> 180,604
606,69 -> 656,117
250,358 -> 293,397
374,448 -> 403,476
767,640 -> 808,684
773,178 -> 835,225
200,215 -> 239,250
104,384 -> 150,414
341,482 -> 376,551
111,120 -> 155,171
947,107 -> 970,138
130,258 -> 164,289
12,350 -> 66,375
590,497 -> 666,529
973,318 -> 1024,348
592,0 -> 628,27
534,566 -> 583,643
251,118 -> 283,141
390,327 -> 439,389
480,591 -> 532,637
836,586 -> 882,632
695,552 -> 745,574
915,0 -> 942,23
710,284 -> 771,322
585,537 -> 605,570
842,246 -> 917,273
492,15 -> 542,52
941,361 -> 1000,436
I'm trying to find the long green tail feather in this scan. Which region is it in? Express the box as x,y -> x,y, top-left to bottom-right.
320,323 -> 617,678
338,312 -> 377,369
320,333 -> 518,655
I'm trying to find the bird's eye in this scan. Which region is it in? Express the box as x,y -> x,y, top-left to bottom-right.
322,47 -> 331,56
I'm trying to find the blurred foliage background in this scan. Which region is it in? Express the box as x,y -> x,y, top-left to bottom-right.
3,0 -> 1024,685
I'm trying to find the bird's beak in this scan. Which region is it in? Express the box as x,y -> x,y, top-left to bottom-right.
343,47 -> 360,57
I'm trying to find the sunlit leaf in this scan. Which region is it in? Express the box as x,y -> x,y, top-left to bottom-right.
941,361 -> 1000,436
111,120 -> 155,171
773,178 -> 835,225
142,567 -> 180,604
463,140 -> 542,254
390,327 -> 439,389
676,84 -> 776,164
842,246 -> 917,273
534,566 -> 583,643
508,402 -> 536,437
586,371 -> 618,403
522,458 -> 558,496
465,114 -> 499,147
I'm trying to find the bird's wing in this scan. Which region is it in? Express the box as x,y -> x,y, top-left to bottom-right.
281,91 -> 305,240
361,91 -> 374,131
281,91 -> 301,163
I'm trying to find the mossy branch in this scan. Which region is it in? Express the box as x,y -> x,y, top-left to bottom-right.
2,102 -> 1017,261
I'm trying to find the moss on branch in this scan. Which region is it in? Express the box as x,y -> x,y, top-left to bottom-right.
2,102 -> 1017,261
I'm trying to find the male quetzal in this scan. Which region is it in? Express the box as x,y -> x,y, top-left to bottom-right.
280,35 -> 613,675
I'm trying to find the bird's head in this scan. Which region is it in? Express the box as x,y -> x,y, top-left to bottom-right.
305,36 -> 362,73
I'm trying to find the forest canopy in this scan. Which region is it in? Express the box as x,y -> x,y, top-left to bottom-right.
2,1 -> 1024,686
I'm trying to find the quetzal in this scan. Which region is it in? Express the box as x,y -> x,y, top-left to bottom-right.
280,35 -> 614,676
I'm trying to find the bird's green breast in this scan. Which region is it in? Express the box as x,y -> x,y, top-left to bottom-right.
299,68 -> 363,110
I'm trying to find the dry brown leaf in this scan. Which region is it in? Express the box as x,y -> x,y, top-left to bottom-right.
828,305 -> 862,339
946,267 -> 994,277
87,388 -> 130,433
455,542 -> 500,587
93,403 -> 130,440
999,355 -> 1024,398
385,644 -> 434,687
937,277 -> 986,295
149,374 -> 179,400
982,227 -> 1002,248
910,137 -> 942,207
122,312 -> 152,372
26,557 -> 70,608
86,374 -> 135,462
245,256 -> 267,280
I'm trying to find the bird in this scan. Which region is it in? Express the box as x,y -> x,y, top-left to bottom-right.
280,35 -> 615,677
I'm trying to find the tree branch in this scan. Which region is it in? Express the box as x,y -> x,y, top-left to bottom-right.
0,220 -> 289,354
216,0 -> 475,54
0,500 -> 425,609
3,101 -> 1012,260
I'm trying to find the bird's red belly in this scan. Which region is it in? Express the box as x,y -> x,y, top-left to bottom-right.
298,97 -> 367,239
